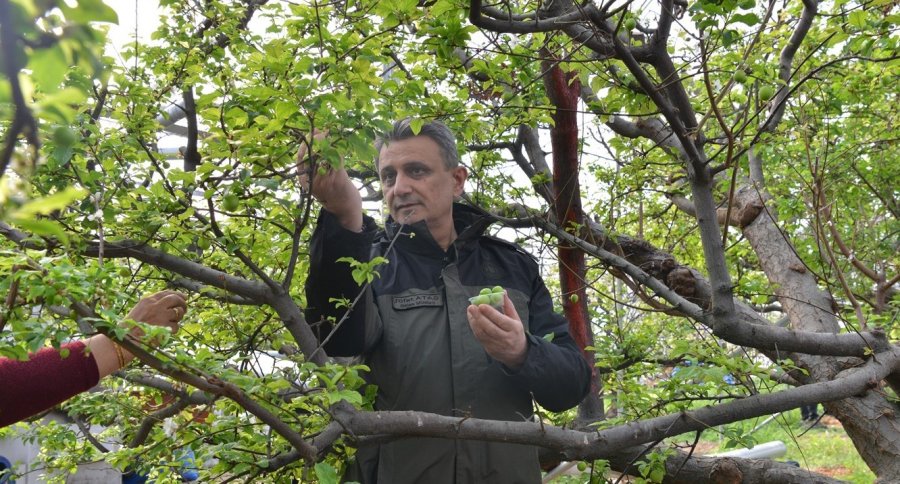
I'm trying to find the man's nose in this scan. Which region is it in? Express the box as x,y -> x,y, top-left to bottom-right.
392,172 -> 413,196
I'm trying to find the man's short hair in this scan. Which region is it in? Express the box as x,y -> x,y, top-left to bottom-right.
375,118 -> 460,170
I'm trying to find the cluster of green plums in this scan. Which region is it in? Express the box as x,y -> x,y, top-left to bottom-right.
469,286 -> 505,306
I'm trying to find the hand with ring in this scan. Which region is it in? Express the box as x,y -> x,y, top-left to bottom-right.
126,290 -> 188,336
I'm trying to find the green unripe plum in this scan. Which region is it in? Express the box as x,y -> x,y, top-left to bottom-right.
52,126 -> 77,147
479,287 -> 492,295
734,70 -> 748,84
470,294 -> 491,305
118,266 -> 131,277
491,285 -> 504,294
759,85 -> 775,101
222,194 -> 240,212
196,237 -> 212,250
624,18 -> 636,30
577,461 -> 588,472
489,292 -> 503,305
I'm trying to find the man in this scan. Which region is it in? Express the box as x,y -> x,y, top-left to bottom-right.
303,119 -> 591,483
800,403 -> 820,423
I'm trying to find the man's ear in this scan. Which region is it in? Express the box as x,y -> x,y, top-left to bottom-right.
451,166 -> 468,197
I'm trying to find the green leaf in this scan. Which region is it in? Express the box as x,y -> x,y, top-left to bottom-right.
60,0 -> 119,24
314,462 -> 339,484
10,218 -> 70,244
337,256 -> 389,286
36,87 -> 87,123
274,101 -> 297,120
28,44 -> 68,92
848,10 -> 867,28
0,345 -> 29,361
731,13 -> 759,26
224,107 -> 249,127
409,118 -> 424,135
11,187 -> 87,218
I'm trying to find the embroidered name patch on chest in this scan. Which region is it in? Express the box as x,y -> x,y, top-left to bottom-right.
392,293 -> 443,310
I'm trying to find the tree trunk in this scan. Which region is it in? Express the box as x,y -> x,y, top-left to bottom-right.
543,59 -> 603,422
734,185 -> 900,480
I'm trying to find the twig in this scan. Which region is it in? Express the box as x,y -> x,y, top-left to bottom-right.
0,0 -> 41,178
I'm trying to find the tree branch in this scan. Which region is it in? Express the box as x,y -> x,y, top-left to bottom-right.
170,278 -> 260,305
0,0 -> 40,179
496,209 -> 890,357
182,86 -> 201,172
129,397 -> 194,448
330,347 -> 900,461
469,0 -> 600,34
761,0 -> 818,132
82,239 -> 271,302
69,300 -> 319,461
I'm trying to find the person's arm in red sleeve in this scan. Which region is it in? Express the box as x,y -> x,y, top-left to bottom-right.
0,290 -> 188,428
0,340 -> 99,427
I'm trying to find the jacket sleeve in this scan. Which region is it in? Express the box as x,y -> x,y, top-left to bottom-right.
504,274 -> 592,412
0,341 -> 100,428
304,209 -> 380,357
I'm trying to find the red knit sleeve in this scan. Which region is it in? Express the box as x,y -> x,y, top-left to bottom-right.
0,341 -> 100,428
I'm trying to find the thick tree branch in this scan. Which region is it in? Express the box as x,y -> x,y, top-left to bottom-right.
83,239 -> 271,302
607,25 -> 703,169
182,86 -> 201,172
508,128 -> 554,202
650,1 -> 701,138
120,374 -> 215,406
761,0 -> 818,132
604,113 -> 688,160
329,347 -> 900,461
268,291 -> 328,366
495,209 -> 890,357
543,59 -> 602,421
469,0 -> 600,34
170,278 -> 259,305
698,36 -> 738,248
608,445 -> 845,484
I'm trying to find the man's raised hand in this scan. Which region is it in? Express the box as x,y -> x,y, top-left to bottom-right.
297,130 -> 363,232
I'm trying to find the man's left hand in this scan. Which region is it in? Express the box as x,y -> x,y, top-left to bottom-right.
466,292 -> 527,370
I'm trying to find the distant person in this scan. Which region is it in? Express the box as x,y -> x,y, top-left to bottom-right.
800,403 -> 820,423
302,119 -> 591,483
0,290 -> 187,427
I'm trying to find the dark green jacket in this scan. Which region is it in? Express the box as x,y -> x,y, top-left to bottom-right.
306,204 -> 591,483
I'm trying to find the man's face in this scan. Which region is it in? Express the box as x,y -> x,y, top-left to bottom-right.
378,136 -> 467,228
